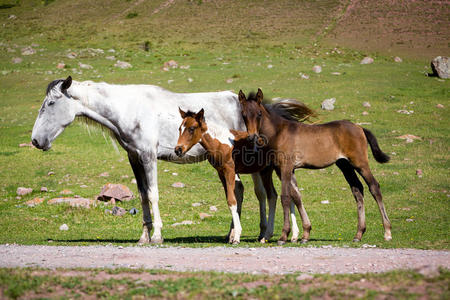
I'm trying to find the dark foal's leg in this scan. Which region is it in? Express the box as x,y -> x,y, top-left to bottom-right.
290,175 -> 311,243
227,174 -> 244,243
259,166 -> 278,243
357,165 -> 392,241
251,173 -> 268,242
278,165 -> 294,245
336,159 -> 366,242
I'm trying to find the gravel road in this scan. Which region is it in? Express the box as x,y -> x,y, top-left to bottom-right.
1,244 -> 448,275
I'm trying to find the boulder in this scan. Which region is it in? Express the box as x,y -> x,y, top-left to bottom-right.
97,183 -> 134,202
430,56 -> 449,79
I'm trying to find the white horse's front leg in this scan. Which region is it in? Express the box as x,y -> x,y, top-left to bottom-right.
144,153 -> 163,244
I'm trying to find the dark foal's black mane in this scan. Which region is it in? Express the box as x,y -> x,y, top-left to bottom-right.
246,91 -> 316,123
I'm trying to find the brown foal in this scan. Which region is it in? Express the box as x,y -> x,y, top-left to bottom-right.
239,89 -> 392,244
174,107 -> 311,243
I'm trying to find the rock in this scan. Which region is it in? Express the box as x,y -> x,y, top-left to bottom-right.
430,56 -> 449,79
171,182 -> 185,188
111,206 -> 126,216
296,274 -> 313,281
226,78 -> 233,84
172,172 -> 178,176
187,78 -> 194,83
60,189 -> 72,195
131,179 -> 137,184
321,200 -> 329,204
40,187 -> 48,192
299,73 -> 309,79
97,183 -> 134,202
394,56 -> 403,63
416,169 -> 423,177
129,207 -> 138,215
192,202 -> 201,207
360,57 -> 374,64
397,134 -> 421,143
21,47 -> 36,56
362,111 -> 369,116
171,220 -> 193,227
59,224 -> 69,231
397,109 -> 414,115
67,52 -> 77,59
78,62 -> 93,69
361,244 -> 377,248
321,98 -> 336,111
105,56 -> 115,60
312,65 -> 322,73
108,49 -> 116,53
267,64 -> 273,69
406,218 -> 414,222
26,197 -> 44,207
12,57 -> 22,64
167,79 -> 174,84
47,171 -> 55,176
104,209 -> 112,215
436,104 -> 444,108
209,205 -> 218,212
8,14 -> 16,20
99,172 -> 109,177
17,187 -> 32,196
331,72 -> 341,75
48,197 -> 94,208
362,101 -> 371,108
56,63 -> 65,69
80,185 -> 88,188
199,212 -> 212,220
114,60 -> 132,69
19,142 -> 34,148
180,65 -> 190,69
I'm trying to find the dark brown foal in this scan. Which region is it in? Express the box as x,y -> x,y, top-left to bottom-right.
239,89 -> 392,244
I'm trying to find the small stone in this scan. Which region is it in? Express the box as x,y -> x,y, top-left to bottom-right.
12,57 -> 22,64
362,111 -> 369,116
47,171 -> 55,176
78,62 -> 93,69
394,56 -> 402,63
104,209 -> 112,214
187,78 -> 194,83
26,197 -> 44,207
299,73 -> 309,79
436,104 -> 444,109
360,57 -> 374,65
114,60 -> 132,69
19,142 -> 34,148
56,63 -> 65,69
361,244 -> 377,248
226,78 -> 233,84
80,185 -> 88,188
129,208 -> 138,215
296,274 -> 313,281
111,206 -> 126,216
171,220 -> 193,227
131,179 -> 137,184
99,172 -> 109,177
8,14 -> 16,20
40,187 -> 48,192
397,109 -> 414,115
108,49 -> 116,53
17,187 -> 33,196
105,56 -> 115,60
406,218 -> 414,222
163,60 -> 178,70
199,212 -> 212,220
321,200 -> 329,204
321,98 -> 336,110
171,182 -> 185,188
172,172 -> 178,176
21,46 -> 36,56
397,134 -> 421,142
60,189 -> 72,195
67,52 -> 77,59
416,169 -> 423,177
209,205 -> 218,212
267,64 -> 273,69
48,197 -> 94,208
331,72 -> 341,75
192,202 -> 201,207
59,224 -> 69,231
167,79 -> 174,84
312,65 -> 322,73
362,101 -> 371,108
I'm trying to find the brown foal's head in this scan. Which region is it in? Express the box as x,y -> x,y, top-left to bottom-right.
174,108 -> 207,157
238,88 -> 266,142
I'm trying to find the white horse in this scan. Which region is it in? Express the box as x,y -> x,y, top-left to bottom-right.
31,76 -> 285,244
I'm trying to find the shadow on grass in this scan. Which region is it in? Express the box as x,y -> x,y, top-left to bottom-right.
51,239 -> 138,244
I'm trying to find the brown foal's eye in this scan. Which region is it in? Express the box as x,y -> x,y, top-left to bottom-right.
188,127 -> 195,133
257,111 -> 262,117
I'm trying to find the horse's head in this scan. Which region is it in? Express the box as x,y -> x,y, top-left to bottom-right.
174,108 -> 207,157
238,88 -> 267,143
31,76 -> 81,151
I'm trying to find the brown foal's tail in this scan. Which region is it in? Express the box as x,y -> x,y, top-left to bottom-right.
363,128 -> 390,163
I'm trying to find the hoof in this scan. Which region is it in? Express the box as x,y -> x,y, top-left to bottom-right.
150,238 -> 164,244
232,240 -> 240,245
384,236 -> 392,241
291,238 -> 298,243
353,238 -> 361,242
277,240 -> 286,246
259,238 -> 267,244
300,239 -> 308,244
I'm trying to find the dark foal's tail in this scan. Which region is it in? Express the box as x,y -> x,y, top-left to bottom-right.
363,128 -> 390,163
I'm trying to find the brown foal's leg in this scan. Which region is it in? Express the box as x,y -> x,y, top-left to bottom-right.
278,165 -> 294,245
336,159 -> 366,242
357,165 -> 392,241
290,175 -> 311,243
219,164 -> 242,244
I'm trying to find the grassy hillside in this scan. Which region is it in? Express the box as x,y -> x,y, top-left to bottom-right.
0,0 -> 448,249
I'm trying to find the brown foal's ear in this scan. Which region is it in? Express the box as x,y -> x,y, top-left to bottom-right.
179,107 -> 187,119
196,108 -> 205,123
230,129 -> 248,140
256,88 -> 263,104
238,90 -> 246,104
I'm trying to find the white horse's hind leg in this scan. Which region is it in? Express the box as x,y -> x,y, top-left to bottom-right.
251,173 -> 268,242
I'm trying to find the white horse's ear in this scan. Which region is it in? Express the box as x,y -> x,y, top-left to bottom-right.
238,90 -> 246,104
179,107 -> 187,118
196,108 -> 205,122
256,88 -> 263,104
61,76 -> 72,92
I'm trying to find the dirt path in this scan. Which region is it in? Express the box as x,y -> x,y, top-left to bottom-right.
1,245 -> 448,274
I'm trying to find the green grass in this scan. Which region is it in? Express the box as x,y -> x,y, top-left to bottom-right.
0,0 -> 448,250
0,267 -> 448,299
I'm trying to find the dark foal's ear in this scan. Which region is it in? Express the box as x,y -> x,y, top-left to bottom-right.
61,76 -> 72,92
179,107 -> 187,119
256,88 -> 263,104
238,90 -> 246,105
196,108 -> 205,123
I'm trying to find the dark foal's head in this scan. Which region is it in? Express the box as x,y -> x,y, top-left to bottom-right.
174,108 -> 207,157
238,88 -> 266,141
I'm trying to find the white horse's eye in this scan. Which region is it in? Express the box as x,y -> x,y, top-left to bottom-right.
48,101 -> 55,106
